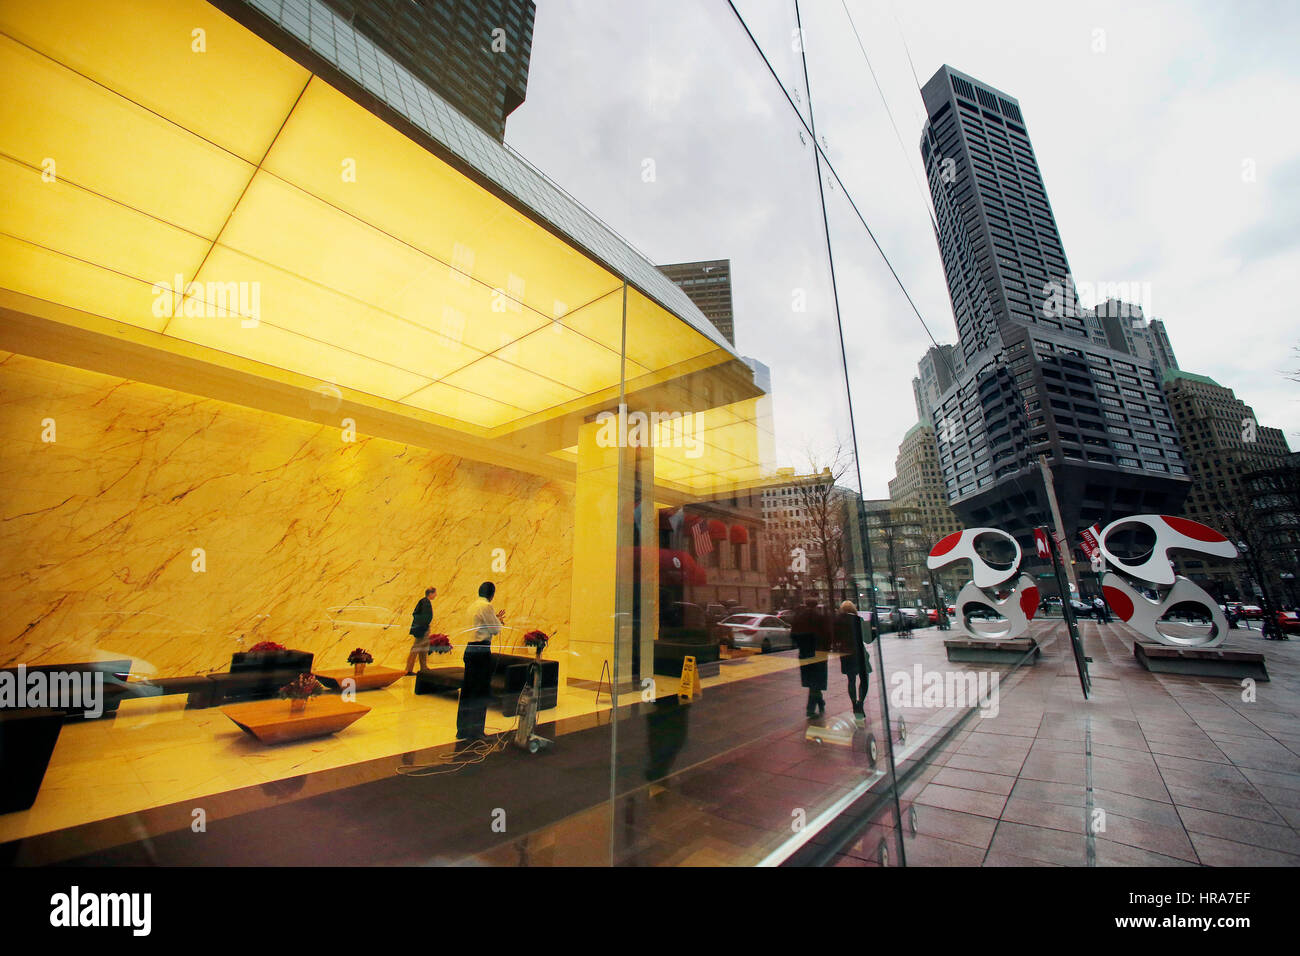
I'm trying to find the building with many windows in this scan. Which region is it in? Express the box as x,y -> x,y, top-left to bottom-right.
1162,370 -> 1293,600
313,0 -> 535,141
918,65 -> 1189,542
1096,299 -> 1179,379
657,259 -> 736,346
888,421 -> 966,599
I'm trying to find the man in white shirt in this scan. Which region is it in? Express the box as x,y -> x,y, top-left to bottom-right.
457,581 -> 504,740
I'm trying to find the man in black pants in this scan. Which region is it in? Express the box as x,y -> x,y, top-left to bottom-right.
405,586 -> 437,675
457,581 -> 503,741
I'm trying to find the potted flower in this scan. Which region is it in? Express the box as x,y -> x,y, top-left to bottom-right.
279,673 -> 324,714
523,630 -> 550,655
347,648 -> 373,676
427,634 -> 452,655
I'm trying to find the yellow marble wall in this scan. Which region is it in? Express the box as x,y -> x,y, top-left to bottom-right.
0,351 -> 574,677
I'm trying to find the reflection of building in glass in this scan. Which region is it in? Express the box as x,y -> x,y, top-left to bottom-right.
888,422 -> 966,597
863,500 -> 927,607
315,0 -> 535,141
918,65 -> 1189,542
760,467 -> 859,609
1162,371 -> 1293,599
657,259 -> 736,347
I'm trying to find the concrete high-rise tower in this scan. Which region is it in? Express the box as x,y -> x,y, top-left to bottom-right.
918,66 -> 1189,541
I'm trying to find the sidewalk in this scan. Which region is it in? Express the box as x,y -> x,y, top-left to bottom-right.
836,618 -> 1300,866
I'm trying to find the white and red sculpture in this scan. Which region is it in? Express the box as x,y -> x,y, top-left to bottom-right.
926,528 -> 1039,641
1097,515 -> 1237,648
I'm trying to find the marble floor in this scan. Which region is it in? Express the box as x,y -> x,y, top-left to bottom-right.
0,644 -> 833,846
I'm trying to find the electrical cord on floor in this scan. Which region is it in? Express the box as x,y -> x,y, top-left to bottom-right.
394,723 -> 514,777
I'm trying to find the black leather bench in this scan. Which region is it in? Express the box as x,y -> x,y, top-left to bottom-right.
127,650 -> 315,709
0,707 -> 63,814
0,660 -> 136,720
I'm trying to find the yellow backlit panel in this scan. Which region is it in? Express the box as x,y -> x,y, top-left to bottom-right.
0,34 -> 255,240
166,301 -> 429,402
263,79 -> 623,321
440,355 -> 582,414
403,382 -> 527,430
624,287 -> 721,371
174,245 -> 483,386
0,157 -> 210,297
0,0 -> 752,445
0,0 -> 307,164
506,323 -> 647,395
220,172 -> 552,354
0,234 -> 165,333
557,291 -> 624,353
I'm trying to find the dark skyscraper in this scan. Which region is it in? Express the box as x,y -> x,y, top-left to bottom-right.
317,0 -> 535,141
657,259 -> 736,346
918,66 -> 1189,542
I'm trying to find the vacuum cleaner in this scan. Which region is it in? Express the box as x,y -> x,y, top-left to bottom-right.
513,637 -> 552,754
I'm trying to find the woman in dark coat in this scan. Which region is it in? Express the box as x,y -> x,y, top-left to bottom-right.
790,598 -> 830,718
835,601 -> 872,718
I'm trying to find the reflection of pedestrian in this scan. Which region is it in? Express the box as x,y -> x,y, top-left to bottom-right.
406,586 -> 437,674
457,581 -> 502,741
644,696 -> 691,782
835,601 -> 872,719
791,598 -> 830,718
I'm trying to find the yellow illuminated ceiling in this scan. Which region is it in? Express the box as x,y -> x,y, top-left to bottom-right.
0,0 -> 771,491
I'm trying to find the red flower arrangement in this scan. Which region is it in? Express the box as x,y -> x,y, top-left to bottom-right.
523,630 -> 550,651
427,634 -> 452,655
279,673 -> 324,701
249,641 -> 287,653
346,648 -> 373,665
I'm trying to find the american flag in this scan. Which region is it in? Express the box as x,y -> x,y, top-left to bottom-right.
692,520 -> 713,556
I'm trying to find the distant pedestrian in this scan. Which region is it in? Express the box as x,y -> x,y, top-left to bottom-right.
791,598 -> 830,718
835,601 -> 871,721
406,586 -> 437,674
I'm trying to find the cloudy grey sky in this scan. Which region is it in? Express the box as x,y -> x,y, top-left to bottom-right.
505,0 -> 1300,497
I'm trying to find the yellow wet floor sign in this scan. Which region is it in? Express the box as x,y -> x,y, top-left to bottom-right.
679,656 -> 701,699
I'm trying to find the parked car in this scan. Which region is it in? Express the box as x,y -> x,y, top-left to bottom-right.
717,613 -> 794,653
1240,605 -> 1264,620
706,603 -> 750,641
924,608 -> 939,625
1276,611 -> 1300,635
873,606 -> 904,631
899,607 -> 925,626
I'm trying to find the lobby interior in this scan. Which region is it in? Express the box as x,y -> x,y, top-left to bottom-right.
0,0 -> 915,865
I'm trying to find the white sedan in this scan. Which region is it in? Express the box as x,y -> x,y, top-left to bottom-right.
717,613 -> 795,653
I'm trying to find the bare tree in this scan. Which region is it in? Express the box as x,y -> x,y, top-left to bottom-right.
788,440 -> 855,605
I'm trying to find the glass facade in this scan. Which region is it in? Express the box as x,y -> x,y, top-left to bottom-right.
3,0 -> 1292,883
0,0 -> 924,866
